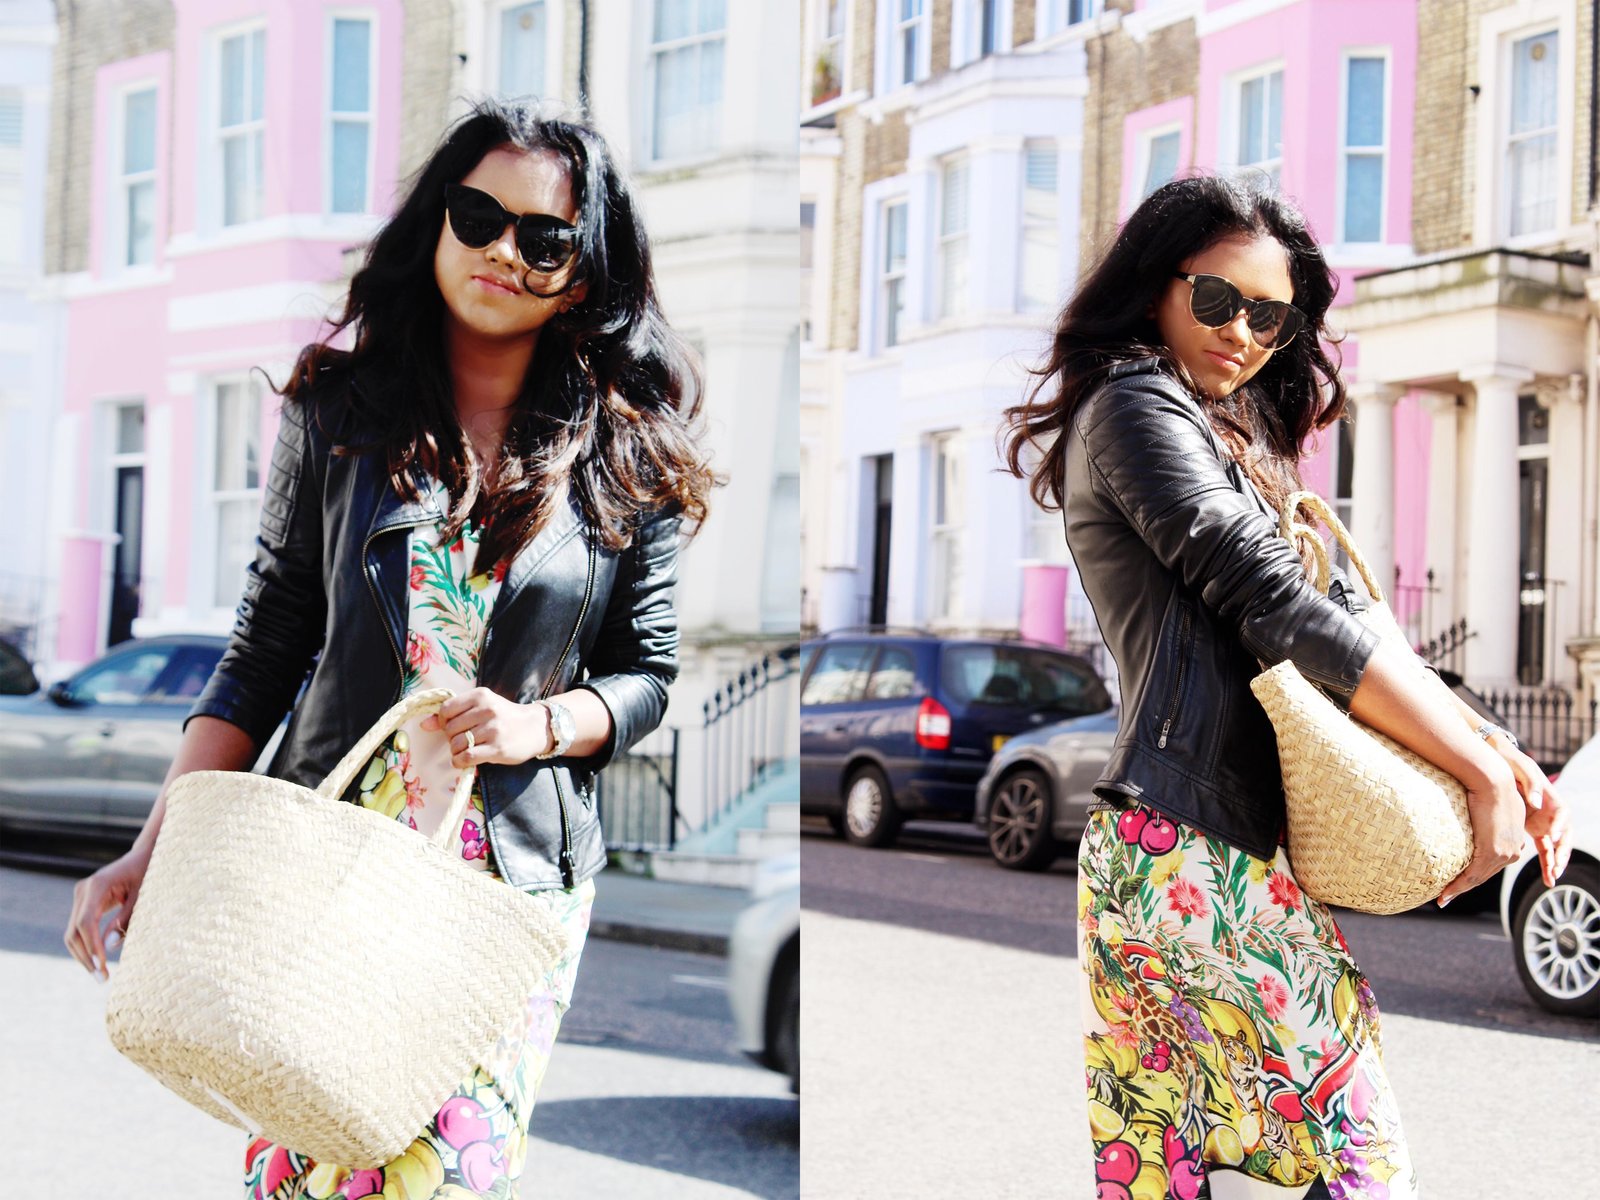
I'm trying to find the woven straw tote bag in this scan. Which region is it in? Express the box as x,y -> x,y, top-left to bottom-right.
105,688 -> 569,1168
1247,491 -> 1474,915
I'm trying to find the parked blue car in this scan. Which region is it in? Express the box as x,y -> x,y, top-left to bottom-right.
799,632 -> 1112,847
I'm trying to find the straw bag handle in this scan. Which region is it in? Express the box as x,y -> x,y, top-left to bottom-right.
1278,490 -> 1387,605
315,688 -> 477,851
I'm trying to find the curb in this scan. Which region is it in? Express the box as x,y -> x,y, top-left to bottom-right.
587,918 -> 730,957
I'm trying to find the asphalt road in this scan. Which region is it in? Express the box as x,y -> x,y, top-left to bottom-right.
800,818 -> 1599,1200
0,854 -> 796,1199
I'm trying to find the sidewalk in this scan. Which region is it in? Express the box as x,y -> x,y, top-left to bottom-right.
588,867 -> 751,956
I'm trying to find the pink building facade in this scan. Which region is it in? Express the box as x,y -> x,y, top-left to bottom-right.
54,0 -> 403,665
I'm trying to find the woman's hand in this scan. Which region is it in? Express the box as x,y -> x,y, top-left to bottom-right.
65,847 -> 151,981
1486,733 -> 1573,889
1438,758 -> 1529,908
421,687 -> 552,768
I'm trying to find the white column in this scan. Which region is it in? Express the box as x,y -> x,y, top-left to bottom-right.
1348,382 -> 1403,604
1460,365 -> 1533,686
1419,390 -> 1460,641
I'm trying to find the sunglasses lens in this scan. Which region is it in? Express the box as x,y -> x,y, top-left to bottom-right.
446,188 -> 507,249
1188,275 -> 1243,327
1250,303 -> 1304,349
518,227 -> 576,273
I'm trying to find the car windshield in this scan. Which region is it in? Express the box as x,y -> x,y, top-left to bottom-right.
941,645 -> 1109,714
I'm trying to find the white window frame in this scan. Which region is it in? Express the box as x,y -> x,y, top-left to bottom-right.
1223,60 -> 1284,183
1335,48 -> 1390,246
1504,26 -> 1561,239
205,20 -> 268,232
878,0 -> 931,93
200,374 -> 265,614
1018,140 -> 1060,314
325,10 -> 377,216
111,81 -> 160,271
879,197 -> 909,350
936,155 -> 969,321
0,88 -> 21,271
808,0 -> 849,109
1039,0 -> 1099,38
646,0 -> 728,165
927,430 -> 965,625
1473,1 -> 1576,246
951,0 -> 1012,69
1132,121 -> 1182,205
488,0 -> 565,101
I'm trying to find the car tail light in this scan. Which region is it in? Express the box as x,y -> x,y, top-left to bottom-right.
915,696 -> 952,750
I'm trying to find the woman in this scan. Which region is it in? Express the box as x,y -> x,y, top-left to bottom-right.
64,99 -> 714,1198
1004,174 -> 1571,1200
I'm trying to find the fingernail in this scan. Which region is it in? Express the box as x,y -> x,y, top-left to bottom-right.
1439,896 -> 1451,908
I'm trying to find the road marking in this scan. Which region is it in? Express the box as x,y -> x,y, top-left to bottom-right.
672,974 -> 727,990
903,853 -> 950,864
1477,932 -> 1510,943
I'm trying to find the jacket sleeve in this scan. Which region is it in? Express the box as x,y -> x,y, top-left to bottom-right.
1325,557 -> 1373,617
1080,376 -> 1380,708
571,506 -> 682,770
187,400 -> 328,748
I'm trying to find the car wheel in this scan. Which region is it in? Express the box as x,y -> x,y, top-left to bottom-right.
987,767 -> 1060,871
1512,860 -> 1600,1017
842,765 -> 900,848
773,962 -> 799,1093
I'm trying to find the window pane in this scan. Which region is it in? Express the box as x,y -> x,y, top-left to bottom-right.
250,29 -> 266,120
800,200 -> 815,269
901,25 -> 919,84
1021,227 -> 1058,312
215,498 -> 258,608
1024,145 -> 1058,193
222,134 -> 249,225
940,160 -> 968,236
900,0 -> 924,17
653,39 -> 722,158
1142,130 -> 1180,197
332,18 -> 371,113
940,237 -> 967,317
220,34 -> 247,127
126,179 -> 156,265
116,404 -> 146,455
1510,31 -> 1558,135
330,120 -> 368,213
1239,76 -> 1263,162
123,88 -> 157,174
884,202 -> 907,271
800,642 -> 874,705
1509,131 -> 1557,235
499,3 -> 547,98
698,36 -> 724,105
698,0 -> 727,34
1342,154 -> 1382,242
0,90 -> 20,146
885,277 -> 904,346
72,649 -> 172,705
215,381 -> 261,492
1518,393 -> 1550,447
1345,57 -> 1385,148
654,0 -> 692,41
866,646 -> 917,700
826,0 -> 845,38
1266,70 -> 1282,161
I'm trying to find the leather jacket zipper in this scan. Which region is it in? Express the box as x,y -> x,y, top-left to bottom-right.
541,531 -> 598,889
1158,603 -> 1193,750
363,518 -> 434,706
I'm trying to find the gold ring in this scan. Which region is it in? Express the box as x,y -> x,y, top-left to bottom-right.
463,729 -> 475,753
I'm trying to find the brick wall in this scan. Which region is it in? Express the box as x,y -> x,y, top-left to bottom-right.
397,0 -> 458,185
44,0 -> 174,276
1077,4 -> 1199,272
1014,0 -> 1037,47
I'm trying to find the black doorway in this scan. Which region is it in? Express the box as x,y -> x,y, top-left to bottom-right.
868,454 -> 893,628
108,464 -> 143,646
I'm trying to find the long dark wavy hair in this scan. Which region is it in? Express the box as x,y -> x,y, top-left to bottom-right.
1003,173 -> 1346,544
280,98 -> 716,564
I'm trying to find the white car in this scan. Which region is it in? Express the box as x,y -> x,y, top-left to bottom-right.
1499,733 -> 1600,1017
727,851 -> 800,1091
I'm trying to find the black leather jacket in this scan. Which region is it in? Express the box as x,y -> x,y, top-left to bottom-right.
1063,357 -> 1379,860
189,369 -> 681,891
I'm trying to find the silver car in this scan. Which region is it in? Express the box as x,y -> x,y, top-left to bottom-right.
728,851 -> 800,1091
0,634 -> 278,841
974,706 -> 1119,870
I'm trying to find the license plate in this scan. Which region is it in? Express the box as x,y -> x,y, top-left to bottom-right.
991,734 -> 1010,752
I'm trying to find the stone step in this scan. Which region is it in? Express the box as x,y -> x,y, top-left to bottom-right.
763,801 -> 800,833
648,850 -> 762,890
736,825 -> 799,860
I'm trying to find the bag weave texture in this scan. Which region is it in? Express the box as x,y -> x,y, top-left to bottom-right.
104,688 -> 569,1168
1248,493 -> 1473,915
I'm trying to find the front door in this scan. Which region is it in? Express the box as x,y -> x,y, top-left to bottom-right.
868,455 -> 892,628
108,464 -> 144,647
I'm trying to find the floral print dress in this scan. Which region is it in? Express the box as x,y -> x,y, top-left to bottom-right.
1080,802 -> 1420,1200
244,513 -> 596,1200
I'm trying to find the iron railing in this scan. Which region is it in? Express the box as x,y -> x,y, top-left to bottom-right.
1416,617 -> 1474,678
595,726 -> 681,852
702,644 -> 801,833
1474,685 -> 1599,774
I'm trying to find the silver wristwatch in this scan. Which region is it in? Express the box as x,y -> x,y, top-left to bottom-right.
1476,722 -> 1519,751
536,700 -> 577,759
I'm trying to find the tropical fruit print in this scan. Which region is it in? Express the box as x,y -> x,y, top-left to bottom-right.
1079,804 -> 1421,1200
